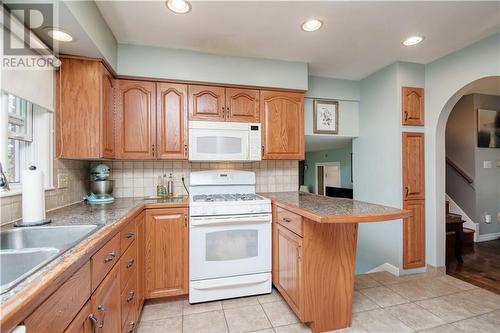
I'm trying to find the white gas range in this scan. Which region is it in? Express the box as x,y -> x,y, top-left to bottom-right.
188,170 -> 272,303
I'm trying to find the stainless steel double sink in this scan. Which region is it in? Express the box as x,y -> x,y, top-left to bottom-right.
0,225 -> 98,294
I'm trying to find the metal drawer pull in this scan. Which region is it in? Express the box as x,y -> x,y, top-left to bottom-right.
126,231 -> 135,239
104,251 -> 116,263
89,305 -> 106,329
282,218 -> 292,223
127,259 -> 135,268
127,321 -> 136,333
126,290 -> 135,302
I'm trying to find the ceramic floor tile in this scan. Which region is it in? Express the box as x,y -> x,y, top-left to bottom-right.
384,303 -> 445,331
141,300 -> 184,321
460,288 -> 500,311
442,292 -> 498,316
415,295 -> 476,323
353,291 -> 380,313
224,304 -> 272,333
452,310 -> 500,333
418,324 -> 465,333
388,278 -> 461,301
359,286 -> 409,308
182,310 -> 228,333
366,272 -> 402,285
183,299 -> 223,315
352,308 -> 413,333
435,275 -> 478,291
273,323 -> 312,333
258,289 -> 284,304
355,275 -> 382,290
326,322 -> 370,333
137,316 -> 182,333
262,301 -> 299,327
249,330 -> 275,333
222,296 -> 260,309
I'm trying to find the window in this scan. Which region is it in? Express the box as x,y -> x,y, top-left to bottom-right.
2,92 -> 53,193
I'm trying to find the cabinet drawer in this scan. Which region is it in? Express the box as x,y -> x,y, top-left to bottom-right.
121,272 -> 137,330
121,217 -> 138,251
91,233 -> 121,290
120,240 -> 137,290
276,207 -> 303,237
25,262 -> 91,333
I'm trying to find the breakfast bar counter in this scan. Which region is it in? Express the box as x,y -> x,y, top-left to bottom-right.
261,192 -> 410,333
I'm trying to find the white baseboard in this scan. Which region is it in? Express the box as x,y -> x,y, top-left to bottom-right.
477,232 -> 500,242
366,263 -> 400,276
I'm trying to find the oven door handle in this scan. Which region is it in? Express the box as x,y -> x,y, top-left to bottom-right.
190,214 -> 271,227
192,276 -> 269,290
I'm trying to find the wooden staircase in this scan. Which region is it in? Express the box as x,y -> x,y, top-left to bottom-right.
446,201 -> 475,263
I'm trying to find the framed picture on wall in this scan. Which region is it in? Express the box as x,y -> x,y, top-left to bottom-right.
313,99 -> 339,134
477,109 -> 500,148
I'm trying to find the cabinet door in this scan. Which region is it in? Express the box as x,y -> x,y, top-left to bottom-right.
260,91 -> 304,160
90,264 -> 121,333
277,224 -> 303,316
402,132 -> 425,200
225,88 -> 260,123
188,85 -> 225,121
101,65 -> 115,158
157,83 -> 188,159
402,87 -> 424,126
145,208 -> 188,298
403,200 -> 425,268
116,80 -> 156,159
64,301 -> 92,333
136,212 -> 146,314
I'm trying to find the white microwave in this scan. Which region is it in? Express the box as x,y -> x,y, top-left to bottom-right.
188,121 -> 261,161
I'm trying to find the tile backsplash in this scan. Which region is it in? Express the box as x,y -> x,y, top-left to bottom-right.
0,159 -> 90,226
104,160 -> 299,198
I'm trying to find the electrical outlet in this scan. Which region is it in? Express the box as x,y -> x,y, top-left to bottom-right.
57,173 -> 69,189
483,160 -> 492,169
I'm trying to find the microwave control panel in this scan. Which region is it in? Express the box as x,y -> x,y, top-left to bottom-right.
249,124 -> 262,160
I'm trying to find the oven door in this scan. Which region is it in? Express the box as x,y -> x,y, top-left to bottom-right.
189,214 -> 271,281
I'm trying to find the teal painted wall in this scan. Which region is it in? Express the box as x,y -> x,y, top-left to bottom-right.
304,146 -> 353,193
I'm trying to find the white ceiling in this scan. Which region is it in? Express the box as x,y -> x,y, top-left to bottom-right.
96,1 -> 500,80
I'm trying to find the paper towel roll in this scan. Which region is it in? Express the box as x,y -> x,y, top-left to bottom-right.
22,166 -> 46,224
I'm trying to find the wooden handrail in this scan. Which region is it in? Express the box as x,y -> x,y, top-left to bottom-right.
446,157 -> 474,184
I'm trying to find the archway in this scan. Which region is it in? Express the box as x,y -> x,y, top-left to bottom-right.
432,76 -> 500,268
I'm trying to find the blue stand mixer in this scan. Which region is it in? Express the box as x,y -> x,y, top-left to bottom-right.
84,164 -> 115,204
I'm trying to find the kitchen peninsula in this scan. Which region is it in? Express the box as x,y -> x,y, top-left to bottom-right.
263,192 -> 411,332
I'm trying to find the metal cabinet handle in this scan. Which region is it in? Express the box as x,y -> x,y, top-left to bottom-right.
104,251 -> 116,263
127,259 -> 135,268
404,111 -> 409,121
184,144 -> 188,157
126,321 -> 136,333
89,304 -> 106,329
126,290 -> 135,302
126,231 -> 135,239
184,215 -> 188,227
282,218 -> 291,223
152,144 -> 155,156
405,186 -> 410,198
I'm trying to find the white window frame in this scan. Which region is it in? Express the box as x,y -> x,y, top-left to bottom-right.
1,92 -> 54,197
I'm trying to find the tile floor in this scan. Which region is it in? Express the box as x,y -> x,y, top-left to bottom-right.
137,272 -> 500,333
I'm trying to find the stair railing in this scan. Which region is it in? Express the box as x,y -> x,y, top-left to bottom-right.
446,156 -> 474,185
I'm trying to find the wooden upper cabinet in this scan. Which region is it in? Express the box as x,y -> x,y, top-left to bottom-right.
188,85 -> 225,121
402,132 -> 425,200
115,80 -> 156,159
157,83 -> 188,159
260,90 -> 304,160
57,57 -> 114,159
101,67 -> 115,158
402,87 -> 424,126
145,208 -> 188,299
403,199 -> 425,269
225,88 -> 260,122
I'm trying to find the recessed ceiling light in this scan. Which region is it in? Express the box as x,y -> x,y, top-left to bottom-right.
402,36 -> 424,46
301,19 -> 323,32
47,28 -> 73,42
166,0 -> 192,14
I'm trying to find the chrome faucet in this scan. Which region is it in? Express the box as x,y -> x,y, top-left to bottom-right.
0,162 -> 10,191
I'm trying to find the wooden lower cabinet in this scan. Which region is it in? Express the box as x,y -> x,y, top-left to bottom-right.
90,264 -> 121,333
273,205 -> 359,333
136,212 -> 146,313
64,301 -> 93,333
145,208 -> 189,298
403,200 -> 425,268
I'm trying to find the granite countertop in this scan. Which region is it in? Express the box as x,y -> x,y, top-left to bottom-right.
1,197 -> 188,304
261,192 -> 411,223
